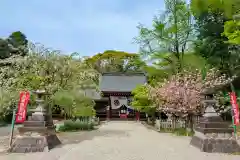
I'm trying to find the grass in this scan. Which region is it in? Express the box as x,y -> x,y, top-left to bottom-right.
159,127 -> 194,136
231,152 -> 240,155
237,125 -> 240,136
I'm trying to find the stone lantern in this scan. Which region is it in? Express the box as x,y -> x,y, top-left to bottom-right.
190,90 -> 240,153
10,90 -> 61,153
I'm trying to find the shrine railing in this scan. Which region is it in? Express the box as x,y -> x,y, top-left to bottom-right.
153,116 -> 201,130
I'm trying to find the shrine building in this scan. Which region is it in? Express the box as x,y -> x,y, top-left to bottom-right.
93,72 -> 147,120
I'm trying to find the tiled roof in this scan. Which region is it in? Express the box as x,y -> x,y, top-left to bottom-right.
99,72 -> 146,92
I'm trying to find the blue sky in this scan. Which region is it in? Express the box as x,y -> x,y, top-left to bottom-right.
0,0 -> 164,56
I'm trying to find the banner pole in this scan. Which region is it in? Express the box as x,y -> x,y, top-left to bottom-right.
231,108 -> 237,136
230,83 -> 238,137
9,109 -> 16,148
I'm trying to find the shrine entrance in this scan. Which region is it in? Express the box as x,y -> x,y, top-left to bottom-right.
107,96 -> 141,120
94,95 -> 146,121
119,105 -> 128,119
94,94 -> 146,121
94,72 -> 147,121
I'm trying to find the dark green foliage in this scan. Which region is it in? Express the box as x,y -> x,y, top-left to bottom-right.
191,0 -> 240,76
8,31 -> 28,47
0,31 -> 28,59
0,39 -> 10,59
194,11 -> 231,73
7,31 -> 28,56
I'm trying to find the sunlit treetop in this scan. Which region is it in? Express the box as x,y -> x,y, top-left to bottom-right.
223,20 -> 240,44
191,0 -> 240,18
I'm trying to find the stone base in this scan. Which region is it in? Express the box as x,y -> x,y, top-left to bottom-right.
190,131 -> 240,153
9,134 -> 61,153
31,112 -> 46,121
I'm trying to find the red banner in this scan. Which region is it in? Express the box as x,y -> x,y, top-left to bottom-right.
15,91 -> 30,123
229,92 -> 240,125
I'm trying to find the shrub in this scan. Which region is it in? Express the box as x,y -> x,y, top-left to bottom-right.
52,90 -> 96,119
58,119 -> 94,132
92,116 -> 100,126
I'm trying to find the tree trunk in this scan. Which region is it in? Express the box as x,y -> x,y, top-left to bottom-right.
172,115 -> 176,130
151,112 -> 156,126
188,114 -> 194,132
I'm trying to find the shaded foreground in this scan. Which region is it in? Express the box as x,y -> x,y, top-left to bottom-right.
0,121 -> 239,160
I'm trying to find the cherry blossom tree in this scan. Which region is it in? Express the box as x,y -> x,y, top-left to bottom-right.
0,44 -> 99,120
149,68 -> 234,115
148,68 -> 234,130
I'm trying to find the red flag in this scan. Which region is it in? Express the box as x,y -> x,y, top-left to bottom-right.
229,92 -> 240,125
15,91 -> 30,123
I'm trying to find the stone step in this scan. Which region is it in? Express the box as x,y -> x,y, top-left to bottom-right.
12,137 -> 45,146
195,127 -> 233,134
18,126 -> 48,133
198,122 -> 230,128
11,146 -> 46,153
23,121 -> 46,127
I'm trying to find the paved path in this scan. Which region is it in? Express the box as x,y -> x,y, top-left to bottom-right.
0,121 -> 240,160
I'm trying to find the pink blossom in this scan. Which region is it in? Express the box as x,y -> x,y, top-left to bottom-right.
149,69 -> 233,114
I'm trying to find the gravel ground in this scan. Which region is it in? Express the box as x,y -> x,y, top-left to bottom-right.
0,125 -> 22,152
0,121 -> 239,160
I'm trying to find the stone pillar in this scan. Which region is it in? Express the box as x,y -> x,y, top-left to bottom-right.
9,90 -> 61,153
190,98 -> 240,153
31,90 -> 46,121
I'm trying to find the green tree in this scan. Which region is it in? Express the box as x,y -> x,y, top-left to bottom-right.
52,89 -> 95,119
191,0 -> 239,18
0,39 -> 10,59
8,31 -> 28,47
136,0 -> 193,73
144,66 -> 169,85
85,50 -> 146,74
0,31 -> 28,59
0,44 -> 98,119
223,19 -> 240,45
191,0 -> 240,75
222,18 -> 240,75
131,85 -> 155,115
7,31 -> 28,56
